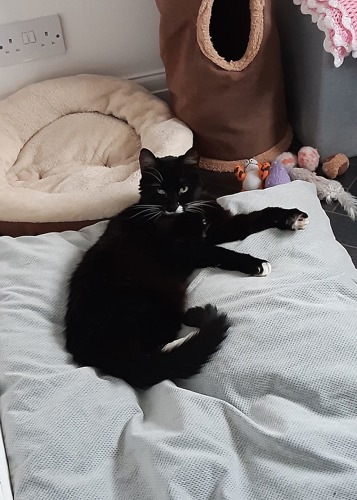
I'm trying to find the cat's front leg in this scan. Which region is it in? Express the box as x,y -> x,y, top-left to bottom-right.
206,207 -> 309,244
269,207 -> 309,231
198,245 -> 271,277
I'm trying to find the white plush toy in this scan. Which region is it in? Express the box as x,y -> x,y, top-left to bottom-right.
285,165 -> 357,220
242,159 -> 263,191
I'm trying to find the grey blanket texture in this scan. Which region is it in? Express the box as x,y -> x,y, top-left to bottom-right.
1,181 -> 357,500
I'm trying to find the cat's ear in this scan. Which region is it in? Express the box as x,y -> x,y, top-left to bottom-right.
182,148 -> 199,166
139,148 -> 157,171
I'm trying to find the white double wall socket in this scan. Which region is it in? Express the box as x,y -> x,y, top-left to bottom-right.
0,14 -> 66,67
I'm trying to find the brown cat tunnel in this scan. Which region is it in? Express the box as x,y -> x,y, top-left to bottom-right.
156,0 -> 292,172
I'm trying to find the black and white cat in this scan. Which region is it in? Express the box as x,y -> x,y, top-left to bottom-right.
65,148 -> 308,388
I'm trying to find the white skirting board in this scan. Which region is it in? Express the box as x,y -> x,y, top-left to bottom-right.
130,70 -> 169,103
0,426 -> 13,500
1,70 -> 169,103
130,70 -> 166,93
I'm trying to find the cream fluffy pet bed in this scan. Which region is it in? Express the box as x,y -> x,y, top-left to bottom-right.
0,74 -> 193,236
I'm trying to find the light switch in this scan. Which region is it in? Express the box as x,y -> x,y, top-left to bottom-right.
28,31 -> 36,43
22,32 -> 29,44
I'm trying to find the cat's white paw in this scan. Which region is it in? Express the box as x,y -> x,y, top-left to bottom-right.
255,262 -> 271,277
291,214 -> 309,230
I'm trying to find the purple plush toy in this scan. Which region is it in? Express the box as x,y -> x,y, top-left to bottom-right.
265,159 -> 291,188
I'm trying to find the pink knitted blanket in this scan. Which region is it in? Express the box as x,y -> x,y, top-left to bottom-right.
293,0 -> 357,67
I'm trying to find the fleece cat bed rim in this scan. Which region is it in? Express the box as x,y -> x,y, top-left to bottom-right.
0,74 -> 193,236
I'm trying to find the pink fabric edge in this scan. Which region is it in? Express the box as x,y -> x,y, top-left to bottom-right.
293,0 -> 357,67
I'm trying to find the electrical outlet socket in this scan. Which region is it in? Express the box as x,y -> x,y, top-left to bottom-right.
0,14 -> 65,67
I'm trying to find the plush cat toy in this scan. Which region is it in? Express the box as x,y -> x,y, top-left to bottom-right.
278,155 -> 357,220
265,160 -> 291,188
234,159 -> 269,191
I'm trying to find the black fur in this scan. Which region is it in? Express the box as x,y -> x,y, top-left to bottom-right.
65,149 -> 308,388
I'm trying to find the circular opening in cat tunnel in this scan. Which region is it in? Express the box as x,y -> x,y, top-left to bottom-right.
210,0 -> 251,63
197,0 -> 265,71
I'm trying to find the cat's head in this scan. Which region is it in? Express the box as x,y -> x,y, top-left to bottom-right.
138,148 -> 202,214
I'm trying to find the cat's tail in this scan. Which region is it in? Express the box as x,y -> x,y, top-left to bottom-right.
123,305 -> 230,388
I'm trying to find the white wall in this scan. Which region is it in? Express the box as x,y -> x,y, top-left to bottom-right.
0,0 -> 165,99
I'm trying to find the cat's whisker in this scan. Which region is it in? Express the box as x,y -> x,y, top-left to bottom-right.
185,205 -> 205,213
128,205 -> 161,211
144,171 -> 162,184
141,207 -> 162,216
185,208 -> 206,214
130,205 -> 160,213
187,200 -> 213,204
130,204 -> 161,209
185,208 -> 205,216
187,201 -> 215,208
128,208 -> 160,219
145,211 -> 163,222
147,167 -> 163,182
130,207 -> 158,213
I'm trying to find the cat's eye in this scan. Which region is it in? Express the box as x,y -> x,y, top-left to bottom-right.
156,188 -> 166,195
179,186 -> 189,194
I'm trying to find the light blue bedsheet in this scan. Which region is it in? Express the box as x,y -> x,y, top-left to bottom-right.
1,182 -> 357,500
